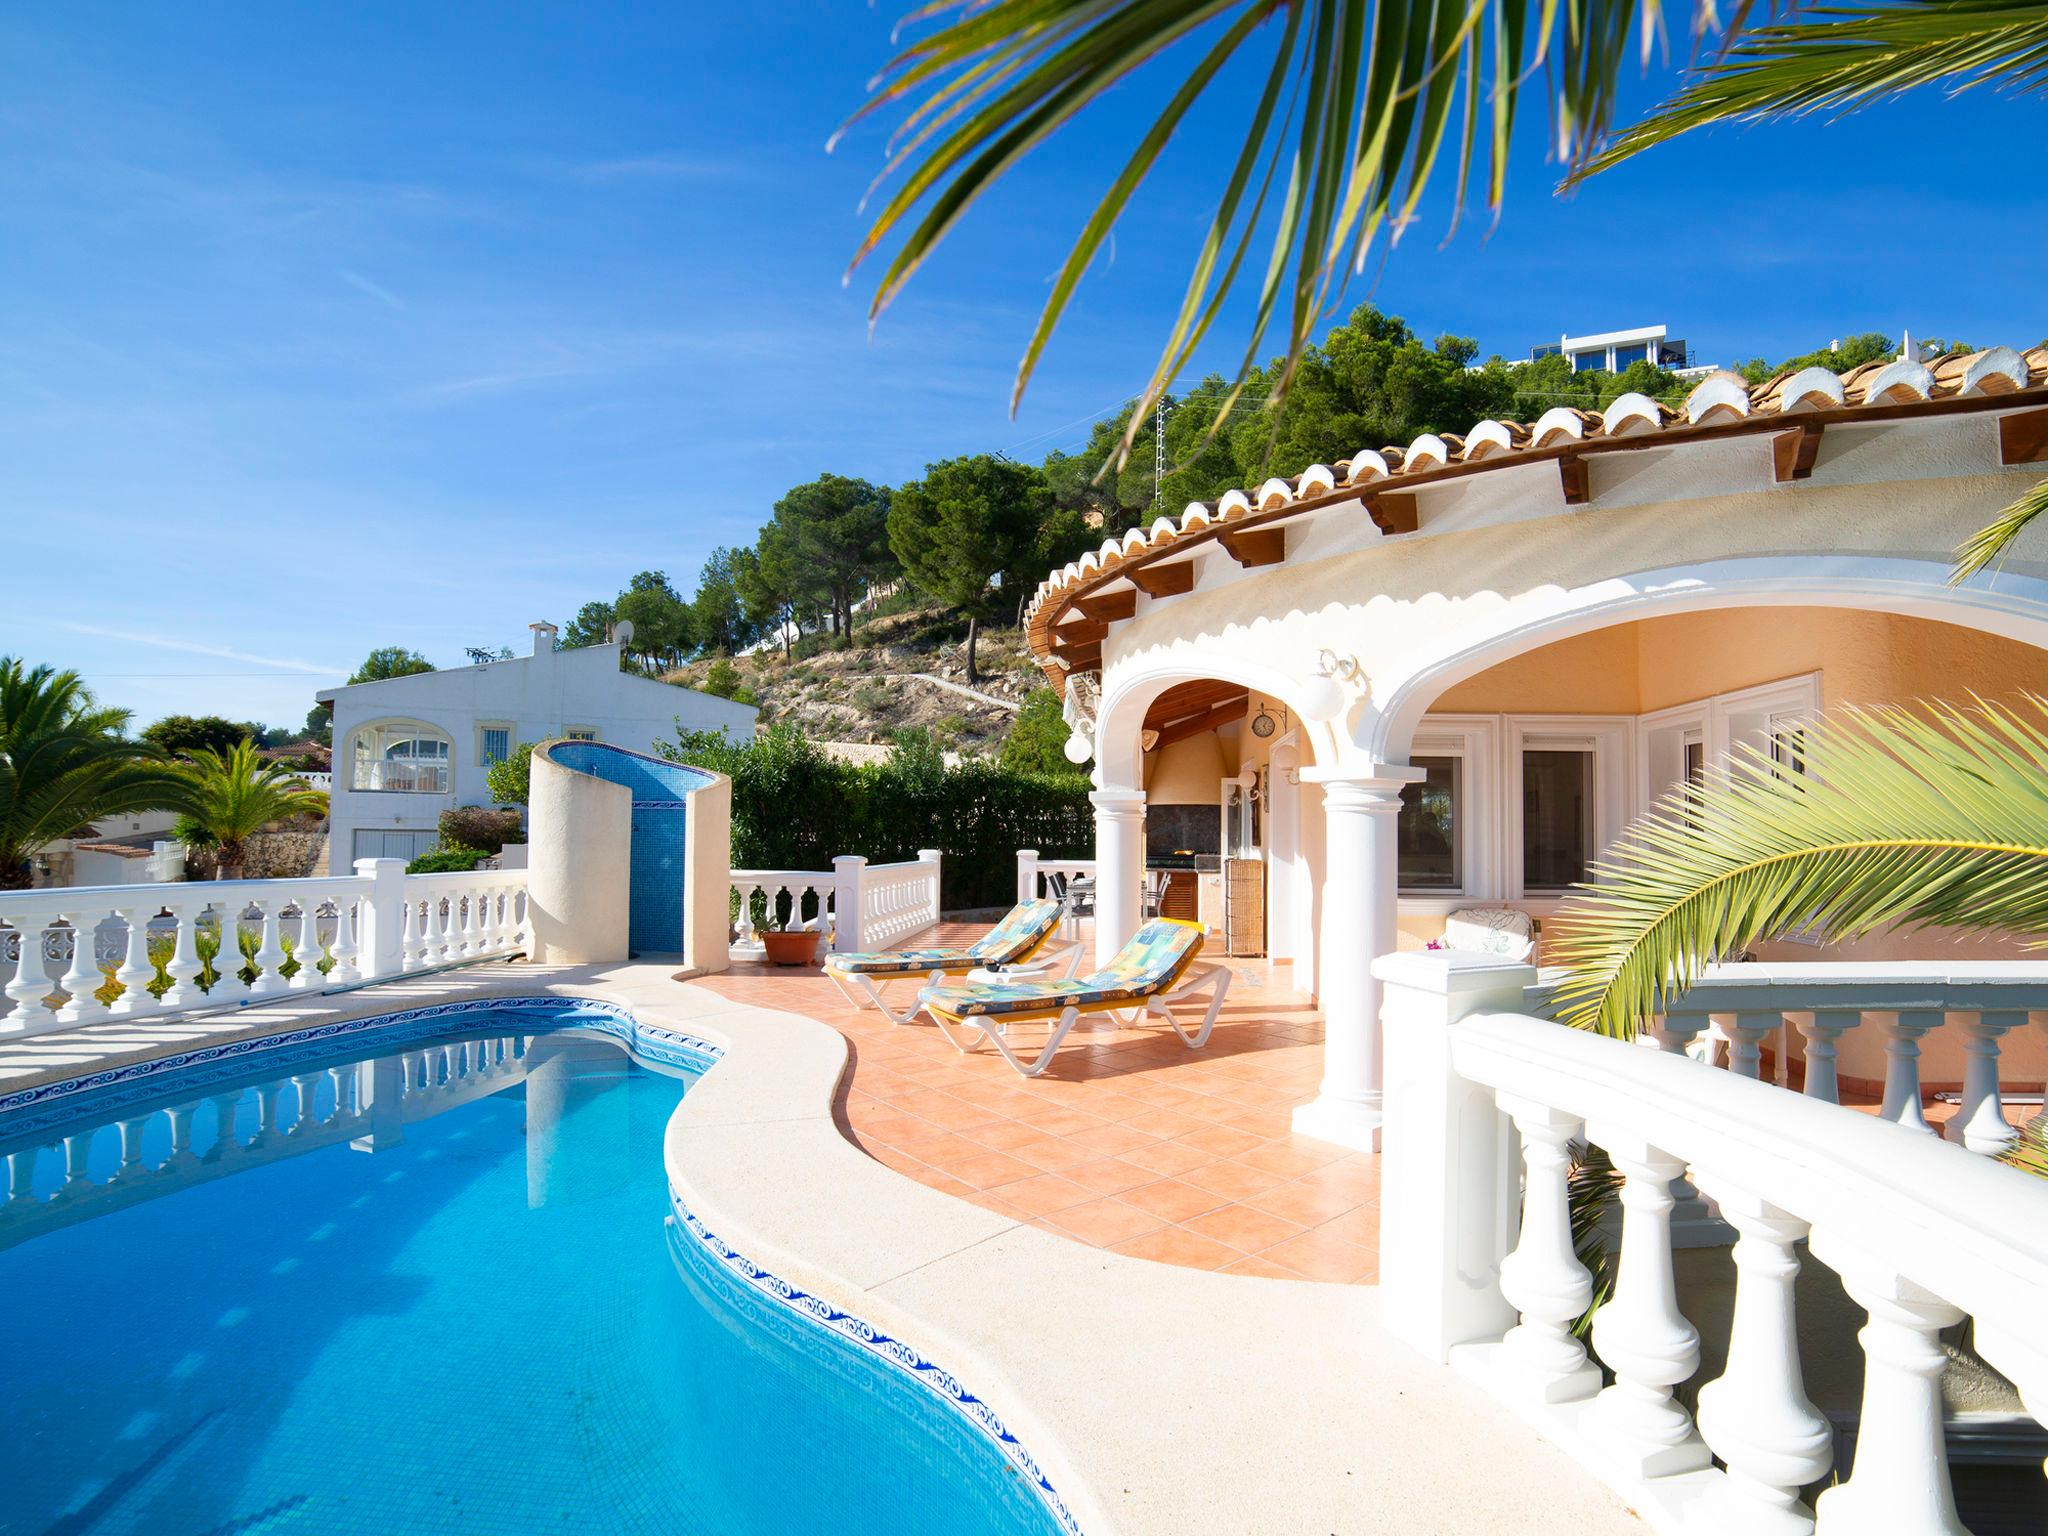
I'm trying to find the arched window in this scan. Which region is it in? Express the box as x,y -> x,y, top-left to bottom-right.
351,722 -> 454,792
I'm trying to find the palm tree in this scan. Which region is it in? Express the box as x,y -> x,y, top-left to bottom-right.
848,0 -> 2048,566
1547,696 -> 2048,1039
171,739 -> 329,881
0,659 -> 186,891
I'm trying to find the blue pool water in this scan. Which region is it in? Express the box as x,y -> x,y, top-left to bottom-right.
0,1002 -> 1068,1536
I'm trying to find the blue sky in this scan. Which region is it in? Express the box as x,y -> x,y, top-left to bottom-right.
2,2 -> 2040,731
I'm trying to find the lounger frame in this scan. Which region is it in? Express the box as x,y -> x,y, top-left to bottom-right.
825,938 -> 1084,1026
923,962 -> 1231,1078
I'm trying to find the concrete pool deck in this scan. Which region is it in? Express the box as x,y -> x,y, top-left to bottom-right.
2,956 -> 1640,1536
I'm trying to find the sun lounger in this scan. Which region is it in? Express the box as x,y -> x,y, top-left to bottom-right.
823,898 -> 1074,1025
917,918 -> 1229,1078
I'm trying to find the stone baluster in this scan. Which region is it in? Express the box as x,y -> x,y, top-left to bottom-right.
250,898 -> 289,997
1950,1009 -> 2022,1155
110,904 -> 158,1016
326,897 -> 361,986
433,894 -> 457,964
328,1064 -> 357,1120
288,1073 -> 324,1132
7,1148 -> 39,1205
398,896 -> 421,970
3,913 -> 60,1032
212,905 -> 249,1000
1693,1184 -> 1833,1533
1875,1009 -> 1941,1135
1582,1128 -> 1710,1479
1796,1010 -> 1857,1104
58,1132 -> 94,1197
1726,1009 -> 1785,1081
1493,1094 -> 1601,1404
54,911 -> 109,1025
248,1082 -> 284,1148
160,905 -> 205,1008
292,900 -> 323,991
1645,1012 -> 1718,1233
1810,1240 -> 1969,1536
165,1104 -> 200,1166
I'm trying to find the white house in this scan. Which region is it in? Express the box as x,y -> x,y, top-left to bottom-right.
316,622 -> 756,869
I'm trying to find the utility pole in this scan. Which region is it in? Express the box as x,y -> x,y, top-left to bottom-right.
1153,395 -> 1168,511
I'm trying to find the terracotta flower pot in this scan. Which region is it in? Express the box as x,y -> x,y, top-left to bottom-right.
760,929 -> 823,967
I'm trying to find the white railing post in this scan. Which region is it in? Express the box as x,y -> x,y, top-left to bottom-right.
917,848 -> 942,929
832,856 -> 866,953
1876,1008 -> 1940,1135
1951,1009 -> 2022,1155
110,902 -> 157,1016
1016,848 -> 1039,905
1373,951 -> 1528,1363
354,858 -> 409,981
1810,1239 -> 1970,1536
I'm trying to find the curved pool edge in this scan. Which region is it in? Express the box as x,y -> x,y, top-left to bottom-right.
0,960 -> 1646,1536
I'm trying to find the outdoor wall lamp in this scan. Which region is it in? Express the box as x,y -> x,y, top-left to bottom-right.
1298,649 -> 1361,723
1062,731 -> 1095,765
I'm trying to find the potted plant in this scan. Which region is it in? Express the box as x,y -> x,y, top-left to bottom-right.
759,914 -> 824,967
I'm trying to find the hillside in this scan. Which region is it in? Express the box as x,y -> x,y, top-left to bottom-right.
662,602 -> 1041,754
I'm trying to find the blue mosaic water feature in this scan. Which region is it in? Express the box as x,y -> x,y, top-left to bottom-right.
0,999 -> 1070,1536
548,741 -> 712,957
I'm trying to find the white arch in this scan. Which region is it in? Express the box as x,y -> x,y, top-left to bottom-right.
345,715 -> 458,793
1093,652 -> 1336,788
1369,555 -> 2048,761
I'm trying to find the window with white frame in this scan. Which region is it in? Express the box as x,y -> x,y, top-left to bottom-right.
479,724 -> 512,767
1520,746 -> 1596,891
350,722 -> 453,793
1502,717 -> 1631,902
564,726 -> 598,741
1397,757 -> 1461,890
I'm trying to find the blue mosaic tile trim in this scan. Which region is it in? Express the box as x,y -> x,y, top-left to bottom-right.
0,996 -> 719,1140
670,1196 -> 1086,1536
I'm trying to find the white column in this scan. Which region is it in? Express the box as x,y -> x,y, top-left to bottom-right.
1089,788 -> 1145,966
1373,952 -> 1530,1362
1811,1240 -> 1969,1536
1292,769 -> 1414,1152
353,858 -> 409,980
1015,848 -> 1040,906
831,855 -> 867,952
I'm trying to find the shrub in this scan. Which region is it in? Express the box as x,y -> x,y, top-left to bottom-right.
999,688 -> 1088,779
701,657 -> 760,705
662,723 -> 1091,910
440,805 -> 523,855
407,842 -> 486,875
485,742 -> 535,805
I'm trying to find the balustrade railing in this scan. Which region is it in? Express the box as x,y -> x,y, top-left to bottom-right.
1014,850 -> 1096,905
0,860 -> 529,1037
0,1034 -> 529,1249
1380,951 -> 2048,1536
728,851 -> 943,959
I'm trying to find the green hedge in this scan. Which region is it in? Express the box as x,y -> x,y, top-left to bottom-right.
663,725 -> 1091,910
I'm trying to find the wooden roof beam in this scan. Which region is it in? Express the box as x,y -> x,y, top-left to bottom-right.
1218,527 -> 1286,567
1557,453 -> 1591,506
1773,420 -> 1824,483
1364,491 -> 1418,535
1151,697 -> 1249,750
1052,616 -> 1109,645
1127,560 -> 1195,598
1072,589 -> 1138,622
2000,405 -> 2048,465
1052,641 -> 1103,670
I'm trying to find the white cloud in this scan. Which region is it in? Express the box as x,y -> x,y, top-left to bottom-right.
338,268 -> 405,309
53,622 -> 347,676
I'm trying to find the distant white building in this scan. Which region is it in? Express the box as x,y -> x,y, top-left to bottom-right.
1528,323 -> 1715,377
316,622 -> 756,869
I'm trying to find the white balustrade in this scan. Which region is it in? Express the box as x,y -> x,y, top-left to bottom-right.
0,863 -> 529,1036
1380,951 -> 2048,1536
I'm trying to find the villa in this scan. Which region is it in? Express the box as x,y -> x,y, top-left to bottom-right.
316,621 -> 756,867
3,348 -> 2046,1536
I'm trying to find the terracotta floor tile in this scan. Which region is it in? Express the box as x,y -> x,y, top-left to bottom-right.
1115,1177 -> 1230,1223
1109,1226 -> 1243,1270
692,928 -> 1379,1281
1060,1156 -> 1157,1197
1243,1179 -> 1362,1229
1181,1203 -> 1308,1254
1180,1157 -> 1289,1201
1044,1197 -> 1166,1247
947,1149 -> 1044,1190
997,1172 -> 1097,1217
1175,1124 -> 1267,1159
1260,1226 -> 1377,1283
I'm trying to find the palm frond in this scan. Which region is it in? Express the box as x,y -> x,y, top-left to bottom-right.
1571,0 -> 2048,181
848,0 -> 1695,461
1548,694 -> 2048,1039
1953,474 -> 2048,582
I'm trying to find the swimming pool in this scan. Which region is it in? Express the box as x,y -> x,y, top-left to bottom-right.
0,998 -> 1074,1536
